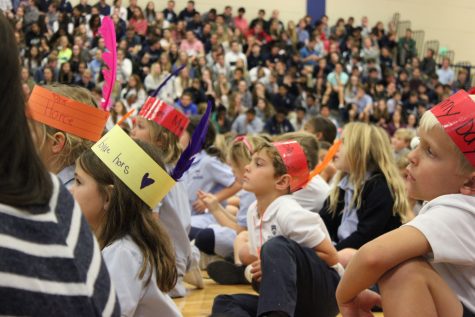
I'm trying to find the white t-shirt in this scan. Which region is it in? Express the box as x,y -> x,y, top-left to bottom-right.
405,194 -> 475,312
292,175 -> 330,213
102,236 -> 182,317
247,195 -> 330,257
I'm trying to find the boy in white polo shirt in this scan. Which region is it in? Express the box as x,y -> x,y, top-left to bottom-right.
212,140 -> 342,317
336,90 -> 475,316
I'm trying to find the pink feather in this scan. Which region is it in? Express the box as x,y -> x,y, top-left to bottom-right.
98,17 -> 117,111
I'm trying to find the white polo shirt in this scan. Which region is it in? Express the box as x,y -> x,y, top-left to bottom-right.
405,194 -> 475,313
247,195 -> 330,257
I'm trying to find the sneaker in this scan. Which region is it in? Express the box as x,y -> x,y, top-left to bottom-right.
199,251 -> 223,270
207,261 -> 249,285
183,265 -> 204,289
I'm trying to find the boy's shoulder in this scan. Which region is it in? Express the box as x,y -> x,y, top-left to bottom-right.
422,194 -> 475,216
405,194 -> 475,236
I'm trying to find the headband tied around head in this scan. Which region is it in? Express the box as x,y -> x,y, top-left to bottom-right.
430,89 -> 475,167
272,140 -> 309,192
138,97 -> 190,137
27,85 -> 109,142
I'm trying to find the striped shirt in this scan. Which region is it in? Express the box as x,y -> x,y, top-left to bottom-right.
0,175 -> 120,316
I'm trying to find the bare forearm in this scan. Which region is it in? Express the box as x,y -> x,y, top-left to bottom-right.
336,227 -> 431,304
210,205 -> 242,231
336,244 -> 387,303
317,251 -> 339,267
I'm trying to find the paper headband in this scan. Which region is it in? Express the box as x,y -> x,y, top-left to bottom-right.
234,135 -> 254,153
92,125 -> 176,208
430,89 -> 475,167
138,97 -> 189,137
27,85 -> 109,142
273,140 -> 309,192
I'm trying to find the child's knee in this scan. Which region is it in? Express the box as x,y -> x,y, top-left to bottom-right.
235,230 -> 248,244
195,228 -> 215,255
380,257 -> 428,287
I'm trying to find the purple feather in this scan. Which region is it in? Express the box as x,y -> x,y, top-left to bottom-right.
151,64 -> 186,97
171,99 -> 213,181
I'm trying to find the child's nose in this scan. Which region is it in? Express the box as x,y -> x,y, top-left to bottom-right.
407,148 -> 418,165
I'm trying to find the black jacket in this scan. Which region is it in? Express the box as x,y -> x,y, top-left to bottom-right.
319,172 -> 402,250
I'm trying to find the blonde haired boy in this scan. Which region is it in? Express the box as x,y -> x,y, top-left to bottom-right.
336,91 -> 475,316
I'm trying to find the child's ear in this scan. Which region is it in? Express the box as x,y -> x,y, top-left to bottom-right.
275,174 -> 291,192
103,185 -> 114,211
315,131 -> 323,141
460,172 -> 475,196
51,132 -> 67,154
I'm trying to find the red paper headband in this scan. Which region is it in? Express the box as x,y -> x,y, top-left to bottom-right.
273,140 -> 309,192
430,89 -> 475,167
138,97 -> 190,137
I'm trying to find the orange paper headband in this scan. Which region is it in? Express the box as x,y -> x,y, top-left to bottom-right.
431,90 -> 475,167
27,85 -> 109,142
138,97 -> 189,137
273,140 -> 309,192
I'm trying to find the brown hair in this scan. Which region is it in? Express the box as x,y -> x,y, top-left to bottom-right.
254,141 -> 288,178
304,116 -> 337,143
253,134 -> 314,184
77,141 -> 177,291
187,115 -> 224,161
0,14 -> 52,210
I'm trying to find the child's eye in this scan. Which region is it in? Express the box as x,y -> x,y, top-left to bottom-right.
74,177 -> 81,185
426,147 -> 434,157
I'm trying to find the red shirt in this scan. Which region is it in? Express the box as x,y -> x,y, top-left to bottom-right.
129,18 -> 147,36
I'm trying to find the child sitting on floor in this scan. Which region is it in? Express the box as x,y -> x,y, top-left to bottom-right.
336,90 -> 475,316
212,139 -> 342,317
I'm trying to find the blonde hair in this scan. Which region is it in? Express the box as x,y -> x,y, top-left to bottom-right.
144,119 -> 182,165
394,128 -> 415,145
39,84 -> 99,170
273,131 -> 320,170
329,122 -> 410,222
419,111 -> 475,174
396,155 -> 410,170
227,135 -> 266,168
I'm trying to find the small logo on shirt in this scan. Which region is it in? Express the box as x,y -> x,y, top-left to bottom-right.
271,224 -> 277,236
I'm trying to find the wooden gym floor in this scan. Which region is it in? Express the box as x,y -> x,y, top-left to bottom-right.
173,272 -> 384,317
